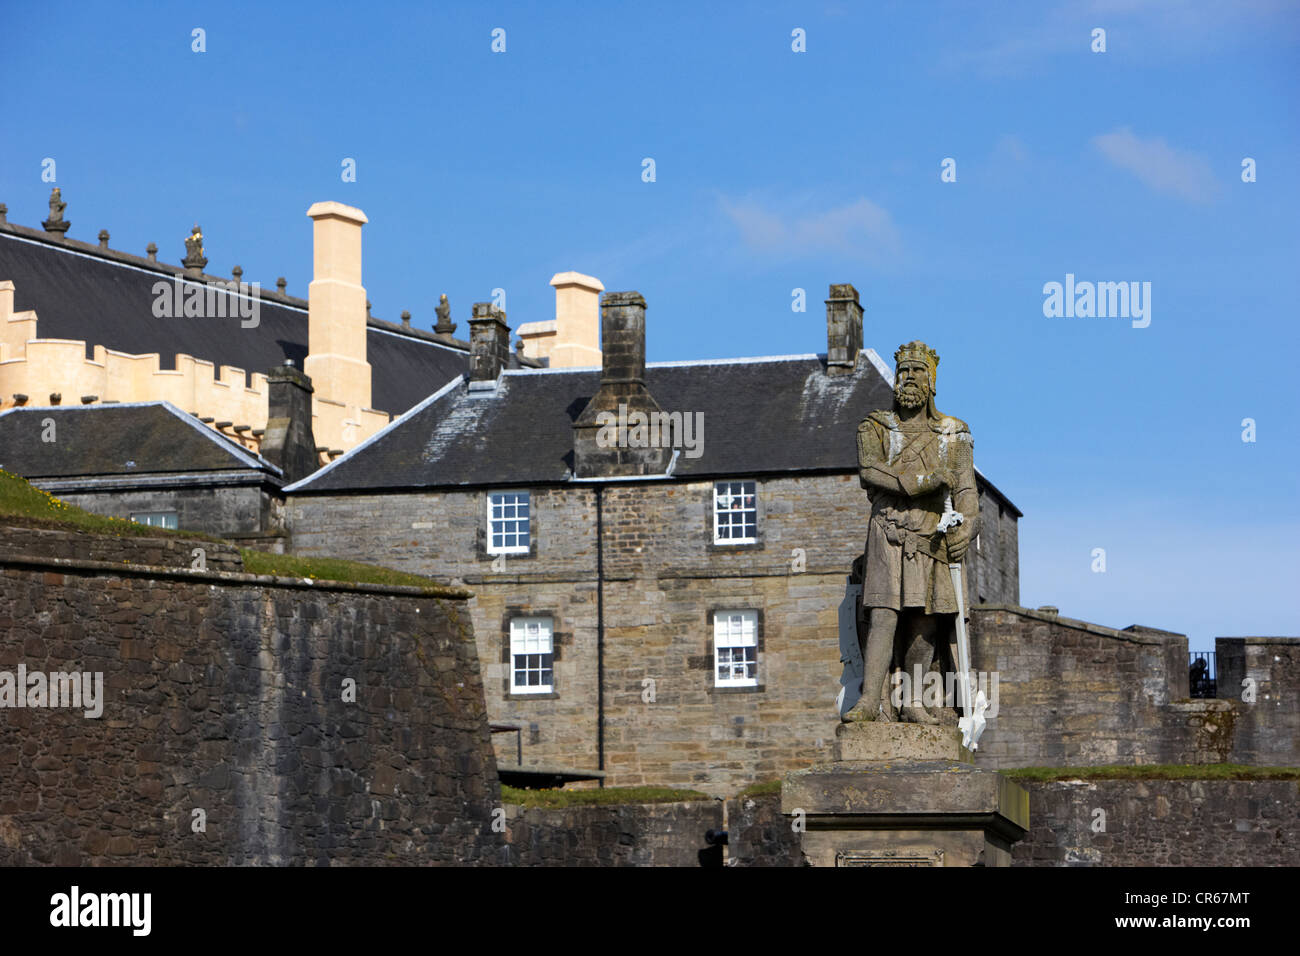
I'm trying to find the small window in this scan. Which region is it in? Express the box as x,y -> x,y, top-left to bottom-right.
714,610 -> 758,687
510,617 -> 554,694
488,491 -> 530,555
131,512 -> 178,529
713,480 -> 757,544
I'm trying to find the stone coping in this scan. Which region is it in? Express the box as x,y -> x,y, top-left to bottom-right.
0,549 -> 473,600
975,604 -> 1187,644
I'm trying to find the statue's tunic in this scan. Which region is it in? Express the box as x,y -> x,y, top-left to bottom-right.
857,410 -> 979,616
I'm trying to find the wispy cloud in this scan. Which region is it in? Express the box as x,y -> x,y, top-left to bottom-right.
944,0 -> 1296,77
718,195 -> 902,263
1091,127 -> 1218,202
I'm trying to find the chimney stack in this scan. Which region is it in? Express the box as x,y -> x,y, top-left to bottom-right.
825,283 -> 863,376
572,291 -> 669,477
261,364 -> 318,485
518,272 -> 604,368
304,201 -> 371,409
468,302 -> 510,383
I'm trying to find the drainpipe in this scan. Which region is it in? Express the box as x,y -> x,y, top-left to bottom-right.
595,485 -> 606,784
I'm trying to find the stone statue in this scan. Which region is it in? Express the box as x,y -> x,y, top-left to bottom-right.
183,224 -> 207,272
42,187 -> 71,235
434,294 -> 456,335
842,341 -> 979,723
48,188 -> 66,222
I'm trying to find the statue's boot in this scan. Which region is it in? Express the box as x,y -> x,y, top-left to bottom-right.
899,704 -> 940,725
841,699 -> 892,723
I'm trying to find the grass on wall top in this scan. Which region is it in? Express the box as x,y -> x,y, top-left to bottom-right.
239,550 -> 469,596
0,469 -> 465,593
0,468 -> 216,540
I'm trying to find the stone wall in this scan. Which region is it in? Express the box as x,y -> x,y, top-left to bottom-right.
726,780 -> 1300,867
1012,778 -> 1300,866
503,800 -> 723,866
0,523 -> 243,573
1216,637 -> 1300,766
969,609 -> 1300,770
725,791 -> 803,867
47,482 -> 281,537
0,527 -> 504,865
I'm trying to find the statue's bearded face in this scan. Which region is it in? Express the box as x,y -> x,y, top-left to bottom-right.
894,361 -> 932,410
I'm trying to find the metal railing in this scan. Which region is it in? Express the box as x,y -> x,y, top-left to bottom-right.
1189,651 -> 1216,699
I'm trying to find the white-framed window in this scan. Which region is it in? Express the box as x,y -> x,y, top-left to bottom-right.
131,512 -> 178,529
714,610 -> 758,687
487,491 -> 530,555
713,480 -> 757,544
510,616 -> 554,694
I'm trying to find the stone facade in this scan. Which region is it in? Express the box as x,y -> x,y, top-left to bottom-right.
45,484 -> 281,538
287,471 -> 1020,797
289,483 -> 1295,795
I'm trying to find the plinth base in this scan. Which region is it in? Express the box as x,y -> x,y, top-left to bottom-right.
834,721 -> 973,763
783,723 -> 1027,867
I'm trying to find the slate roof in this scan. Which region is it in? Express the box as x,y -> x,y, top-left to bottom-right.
0,223 -> 522,415
292,353 -> 892,490
0,402 -> 280,480
291,351 -> 1022,515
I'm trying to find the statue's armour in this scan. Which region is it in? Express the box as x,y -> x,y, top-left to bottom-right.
857,409 -> 979,615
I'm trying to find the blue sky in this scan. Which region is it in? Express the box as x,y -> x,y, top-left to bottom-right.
2,1 -> 1298,650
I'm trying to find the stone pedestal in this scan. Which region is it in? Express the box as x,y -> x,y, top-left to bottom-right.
782,723 -> 1028,866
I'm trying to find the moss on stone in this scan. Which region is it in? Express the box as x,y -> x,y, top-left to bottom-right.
736,778 -> 783,798
1003,764 -> 1300,782
239,550 -> 469,595
501,785 -> 711,808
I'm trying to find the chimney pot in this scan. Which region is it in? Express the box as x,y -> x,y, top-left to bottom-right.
146,242 -> 158,262
98,230 -> 109,249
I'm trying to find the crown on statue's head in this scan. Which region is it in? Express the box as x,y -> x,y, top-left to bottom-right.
894,341 -> 939,387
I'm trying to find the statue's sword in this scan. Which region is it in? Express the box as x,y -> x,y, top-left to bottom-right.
937,497 -> 983,750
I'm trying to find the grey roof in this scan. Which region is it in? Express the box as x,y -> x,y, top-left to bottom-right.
293,354 -> 899,491
0,402 -> 280,480
0,223 -> 516,415
292,352 -> 1023,516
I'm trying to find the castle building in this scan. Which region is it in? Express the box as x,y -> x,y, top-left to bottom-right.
0,193 -> 543,466
285,285 -> 1024,793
